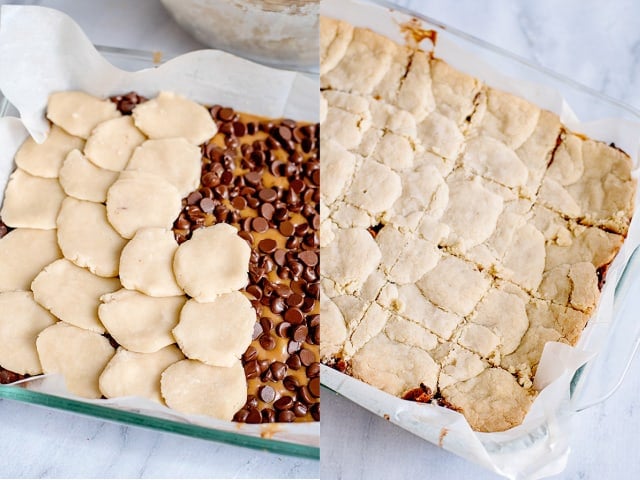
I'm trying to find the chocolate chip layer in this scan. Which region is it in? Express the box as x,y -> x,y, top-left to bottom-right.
171,106 -> 320,423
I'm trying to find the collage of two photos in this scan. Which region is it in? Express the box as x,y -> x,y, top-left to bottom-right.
0,1 -> 639,479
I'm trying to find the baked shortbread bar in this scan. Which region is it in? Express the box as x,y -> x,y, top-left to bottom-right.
319,17 -> 636,432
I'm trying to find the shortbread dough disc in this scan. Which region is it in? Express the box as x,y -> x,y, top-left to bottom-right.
58,149 -> 119,203
0,291 -> 57,375
14,125 -> 84,178
0,169 -> 66,229
106,170 -> 182,239
160,359 -> 246,420
36,322 -> 115,398
84,116 -> 146,171
57,197 -> 127,277
0,229 -> 61,292
132,91 -> 217,145
126,138 -> 202,197
173,224 -> 250,302
46,91 -> 121,139
98,289 -> 186,353
31,258 -> 121,333
173,293 -> 255,367
119,227 -> 182,297
99,345 -> 184,403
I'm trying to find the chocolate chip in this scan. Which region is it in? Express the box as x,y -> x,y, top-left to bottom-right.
252,217 -> 269,233
258,238 -> 277,253
291,325 -> 308,342
297,385 -> 314,405
258,188 -> 277,203
306,362 -> 320,378
262,408 -> 276,423
259,316 -> 273,333
200,197 -> 216,213
299,250 -> 318,267
310,403 -> 320,421
274,396 -> 294,411
244,360 -> 260,379
284,307 -> 304,325
270,361 -> 287,381
245,171 -> 262,186
246,407 -> 262,424
259,334 -> 276,351
286,293 -> 304,308
275,321 -> 291,338
286,353 -> 302,370
218,107 -> 235,121
273,249 -> 287,266
279,220 -> 295,237
259,385 -> 276,403
233,409 -> 249,422
278,410 -> 296,423
251,322 -> 263,340
299,348 -> 315,366
292,401 -> 308,417
259,202 -> 275,220
271,297 -> 286,314
231,196 -> 247,210
246,395 -> 259,409
309,378 -> 320,398
283,375 -> 299,391
232,121 -> 247,137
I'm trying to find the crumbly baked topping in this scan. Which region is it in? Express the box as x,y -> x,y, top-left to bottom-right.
319,17 -> 635,432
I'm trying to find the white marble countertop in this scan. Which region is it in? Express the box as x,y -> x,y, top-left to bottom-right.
0,0 -> 639,479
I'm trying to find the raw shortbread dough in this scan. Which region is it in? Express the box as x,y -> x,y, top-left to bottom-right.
119,227 -> 182,297
320,19 -> 635,432
173,293 -> 255,368
126,138 -> 202,197
173,224 -> 250,302
0,291 -> 57,375
57,197 -> 128,277
84,116 -> 146,171
58,149 -> 120,203
0,228 -> 61,292
14,125 -> 84,178
46,91 -> 121,139
98,289 -> 186,353
132,91 -> 217,145
106,170 -> 182,239
36,322 -> 115,398
160,359 -> 247,420
0,169 -> 66,229
31,258 -> 121,333
99,345 -> 184,403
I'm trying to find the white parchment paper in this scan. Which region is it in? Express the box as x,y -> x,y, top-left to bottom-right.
320,0 -> 640,478
0,5 -> 319,449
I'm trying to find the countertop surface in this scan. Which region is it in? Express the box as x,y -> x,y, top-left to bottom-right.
0,0 -> 639,478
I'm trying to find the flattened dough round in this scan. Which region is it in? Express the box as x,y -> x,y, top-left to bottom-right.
99,345 -> 184,403
57,197 -> 127,277
0,169 -> 66,229
84,116 -> 146,171
173,293 -> 255,367
59,149 -> 119,202
132,91 -> 217,145
126,138 -> 202,197
119,227 -> 182,297
31,259 -> 121,333
160,359 -> 246,420
46,91 -> 120,139
36,322 -> 115,398
173,224 -> 250,302
0,291 -> 57,375
0,229 -> 61,292
15,125 -> 84,178
98,289 -> 186,353
106,170 -> 182,239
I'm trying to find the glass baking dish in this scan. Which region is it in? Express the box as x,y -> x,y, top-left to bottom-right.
320,0 -> 640,476
0,45 -> 320,461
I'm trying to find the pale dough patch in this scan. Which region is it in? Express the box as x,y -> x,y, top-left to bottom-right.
31,259 -> 121,333
0,169 -> 66,229
173,224 -> 250,302
84,116 -> 146,171
0,291 -> 57,375
106,170 -> 182,239
173,293 -> 255,368
99,345 -> 184,403
15,125 -> 84,178
36,322 -> 115,398
320,290 -> 348,360
98,289 -> 186,353
119,227 -> 182,297
346,159 -> 402,217
132,91 -> 217,145
58,149 -> 119,203
126,138 -> 202,197
161,359 -> 247,421
57,197 -> 127,277
320,228 -> 381,295
47,91 -> 120,139
0,229 -> 61,292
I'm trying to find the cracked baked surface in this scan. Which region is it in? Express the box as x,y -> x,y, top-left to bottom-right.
320,17 -> 636,432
